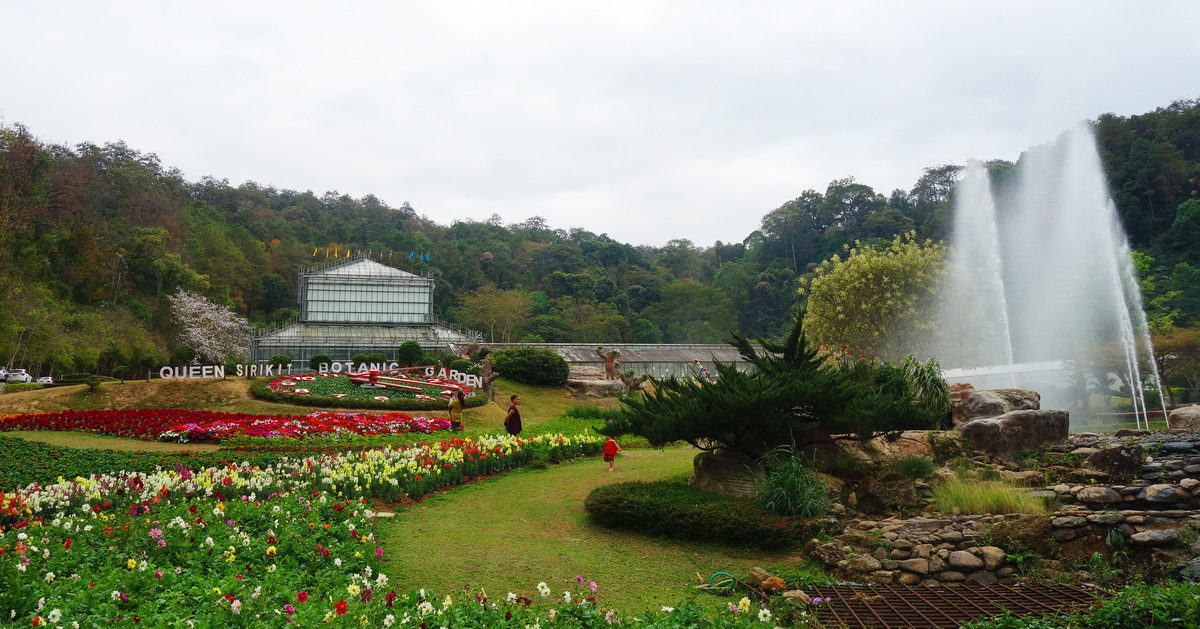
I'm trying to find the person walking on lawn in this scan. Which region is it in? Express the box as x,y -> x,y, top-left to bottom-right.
602,436 -> 621,471
504,394 -> 523,436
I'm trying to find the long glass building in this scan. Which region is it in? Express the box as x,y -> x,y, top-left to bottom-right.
249,258 -> 481,369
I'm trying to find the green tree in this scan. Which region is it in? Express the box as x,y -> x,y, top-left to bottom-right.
803,232 -> 947,361
600,314 -> 941,461
641,280 -> 737,343
171,345 -> 197,366
452,286 -> 533,343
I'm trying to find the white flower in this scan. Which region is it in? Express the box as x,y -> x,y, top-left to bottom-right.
37,598 -> 45,611
416,601 -> 434,617
536,582 -> 551,597
266,564 -> 277,573
17,533 -> 27,541
443,595 -> 452,608
44,572 -> 55,583
230,599 -> 242,614
47,609 -> 62,623
758,608 -> 773,623
506,592 -> 517,603
562,591 -> 572,604
738,597 -> 752,612
661,606 -> 674,613
382,615 -> 395,627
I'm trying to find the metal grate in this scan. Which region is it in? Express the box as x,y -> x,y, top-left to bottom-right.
804,584 -> 1107,629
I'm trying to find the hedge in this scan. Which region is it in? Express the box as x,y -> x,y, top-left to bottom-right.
584,480 -> 809,549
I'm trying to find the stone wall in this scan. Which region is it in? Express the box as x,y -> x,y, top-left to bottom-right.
806,515 -> 1019,585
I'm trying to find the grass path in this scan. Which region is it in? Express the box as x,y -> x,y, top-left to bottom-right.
375,445 -> 795,615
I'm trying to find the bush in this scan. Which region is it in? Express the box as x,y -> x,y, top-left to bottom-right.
396,341 -> 424,367
449,359 -> 473,373
350,353 -> 370,367
111,365 -> 130,382
309,354 -> 332,371
2,383 -> 44,393
890,455 -> 936,480
268,354 -> 292,368
754,447 -> 831,517
584,480 -> 803,549
489,346 -> 569,386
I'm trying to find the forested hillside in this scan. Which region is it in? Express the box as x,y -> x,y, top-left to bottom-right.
1,98 -> 1198,377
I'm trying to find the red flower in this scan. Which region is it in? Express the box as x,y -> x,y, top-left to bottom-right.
297,591 -> 308,603
63,538 -> 72,550
334,599 -> 348,615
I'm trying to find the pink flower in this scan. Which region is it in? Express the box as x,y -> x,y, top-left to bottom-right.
154,570 -> 163,579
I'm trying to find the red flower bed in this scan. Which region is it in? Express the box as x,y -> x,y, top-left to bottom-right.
0,409 -> 451,443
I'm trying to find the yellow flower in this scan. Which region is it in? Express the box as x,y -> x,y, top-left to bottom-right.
126,559 -> 137,570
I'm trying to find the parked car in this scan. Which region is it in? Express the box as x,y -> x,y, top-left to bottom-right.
0,366 -> 7,382
7,369 -> 32,384
35,376 -> 54,384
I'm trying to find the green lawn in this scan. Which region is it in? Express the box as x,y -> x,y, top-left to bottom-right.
375,445 -> 796,615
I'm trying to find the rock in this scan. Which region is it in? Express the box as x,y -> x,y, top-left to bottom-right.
564,377 -> 628,398
1055,528 -> 1078,542
976,546 -> 1006,571
1075,487 -> 1122,504
1085,445 -> 1146,480
1151,547 -> 1188,564
688,451 -> 761,498
1168,406 -> 1200,431
1071,447 -> 1099,455
1114,429 -> 1149,437
1145,484 -> 1186,503
912,543 -> 934,558
1086,512 -> 1124,525
937,570 -> 967,582
1129,529 -> 1178,546
870,571 -> 895,584
747,567 -> 772,586
999,470 -> 1045,486
889,548 -> 911,560
1184,478 -> 1200,491
951,388 -> 1041,426
897,558 -> 930,574
897,572 -> 922,585
997,567 -> 1017,578
857,472 -> 921,514
850,554 -> 882,573
948,550 -> 984,571
966,571 -> 998,586
809,543 -> 847,567
1051,516 -> 1088,528
958,410 -> 1070,460
781,590 -> 812,604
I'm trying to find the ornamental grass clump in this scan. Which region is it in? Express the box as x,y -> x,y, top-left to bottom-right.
932,477 -> 1050,515
754,446 -> 831,517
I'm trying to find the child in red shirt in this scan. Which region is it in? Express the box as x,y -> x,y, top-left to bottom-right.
603,437 -> 621,472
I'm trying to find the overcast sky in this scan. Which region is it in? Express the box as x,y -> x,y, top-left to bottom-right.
4,2 -> 1199,247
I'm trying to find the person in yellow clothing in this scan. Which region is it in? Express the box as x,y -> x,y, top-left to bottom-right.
448,388 -> 466,432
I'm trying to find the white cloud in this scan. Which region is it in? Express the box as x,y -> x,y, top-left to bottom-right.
3,0 -> 1198,246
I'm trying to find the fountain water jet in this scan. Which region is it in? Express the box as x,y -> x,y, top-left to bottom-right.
936,124 -> 1166,428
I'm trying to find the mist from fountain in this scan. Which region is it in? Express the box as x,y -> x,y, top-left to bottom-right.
936,123 -> 1165,427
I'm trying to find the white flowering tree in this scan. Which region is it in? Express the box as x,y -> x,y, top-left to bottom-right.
167,288 -> 252,364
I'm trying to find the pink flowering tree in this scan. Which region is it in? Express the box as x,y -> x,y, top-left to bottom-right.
168,288 -> 252,364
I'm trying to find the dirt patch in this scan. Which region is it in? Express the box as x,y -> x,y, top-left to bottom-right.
2,430 -> 224,452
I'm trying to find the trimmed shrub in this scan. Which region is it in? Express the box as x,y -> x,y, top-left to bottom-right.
2,383 -> 44,393
449,359 -> 473,374
396,341 -> 424,367
111,365 -> 130,382
489,346 -> 569,386
584,480 -> 803,549
350,353 -> 370,367
268,354 -> 292,368
309,354 -> 333,371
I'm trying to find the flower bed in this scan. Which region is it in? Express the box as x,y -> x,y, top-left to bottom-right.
261,370 -> 480,406
0,431 -> 806,626
0,409 -> 451,443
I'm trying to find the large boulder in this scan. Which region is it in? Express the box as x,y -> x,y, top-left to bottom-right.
564,366 -> 628,397
957,409 -> 1069,459
951,385 -> 1041,426
1168,406 -> 1200,432
856,471 -> 921,515
1084,444 -> 1145,481
688,450 -> 762,498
